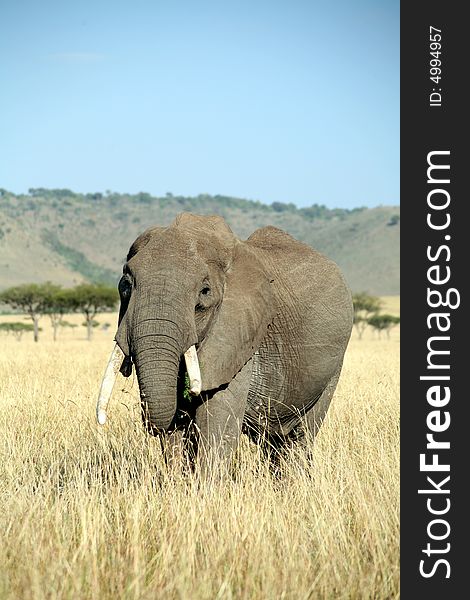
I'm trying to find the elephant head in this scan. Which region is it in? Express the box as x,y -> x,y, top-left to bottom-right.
97,213 -> 277,433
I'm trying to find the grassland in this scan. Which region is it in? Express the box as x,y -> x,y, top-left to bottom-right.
379,295 -> 400,317
0,310 -> 399,599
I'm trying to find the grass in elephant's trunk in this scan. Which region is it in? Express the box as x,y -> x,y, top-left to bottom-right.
0,321 -> 400,600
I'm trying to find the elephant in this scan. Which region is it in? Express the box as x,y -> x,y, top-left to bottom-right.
96,213 -> 353,473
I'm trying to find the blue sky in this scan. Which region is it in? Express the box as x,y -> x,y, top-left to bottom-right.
0,0 -> 399,208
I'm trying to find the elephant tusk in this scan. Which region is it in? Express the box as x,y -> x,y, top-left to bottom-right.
184,345 -> 202,395
96,343 -> 125,425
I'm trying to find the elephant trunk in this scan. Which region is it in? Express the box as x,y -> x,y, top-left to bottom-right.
133,332 -> 179,433
131,310 -> 194,433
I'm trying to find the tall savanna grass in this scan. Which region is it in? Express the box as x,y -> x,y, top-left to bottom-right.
0,313 -> 399,599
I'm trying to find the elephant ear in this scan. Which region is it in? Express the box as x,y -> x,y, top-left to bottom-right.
197,241 -> 277,391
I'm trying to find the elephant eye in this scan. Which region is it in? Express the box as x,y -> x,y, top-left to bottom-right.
196,285 -> 211,313
119,276 -> 132,300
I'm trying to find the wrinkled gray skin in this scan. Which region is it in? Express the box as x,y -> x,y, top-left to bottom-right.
115,213 -> 353,473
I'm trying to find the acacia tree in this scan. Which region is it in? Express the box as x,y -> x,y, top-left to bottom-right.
368,314 -> 400,339
0,322 -> 36,341
69,284 -> 118,340
0,284 -> 50,342
352,292 -> 382,339
42,284 -> 76,341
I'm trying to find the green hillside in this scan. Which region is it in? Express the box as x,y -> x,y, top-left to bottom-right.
0,189 -> 399,295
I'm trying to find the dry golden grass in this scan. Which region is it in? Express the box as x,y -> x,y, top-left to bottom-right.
0,313 -> 399,599
379,296 -> 400,317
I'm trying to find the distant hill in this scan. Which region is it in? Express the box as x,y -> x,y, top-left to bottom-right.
0,189 -> 399,295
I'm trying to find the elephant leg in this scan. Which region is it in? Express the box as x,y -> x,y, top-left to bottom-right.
263,367 -> 344,477
159,430 -> 181,471
194,359 -> 252,477
160,429 -> 194,475
302,366 -> 342,442
260,433 -> 290,479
